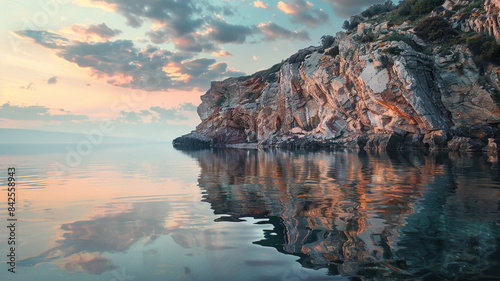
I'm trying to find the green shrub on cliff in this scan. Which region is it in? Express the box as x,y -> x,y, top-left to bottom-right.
326,46 -> 340,58
414,16 -> 457,42
360,33 -> 377,43
237,62 -> 283,83
320,35 -> 335,49
462,0 -> 485,13
410,0 -> 445,16
389,0 -> 444,23
397,0 -> 417,16
383,47 -> 403,56
394,0 -> 444,16
466,35 -> 500,64
361,1 -> 396,18
382,34 -> 421,51
351,0 -> 445,31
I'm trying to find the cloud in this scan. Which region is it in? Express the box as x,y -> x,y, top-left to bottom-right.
56,39 -> 169,89
73,0 -> 117,12
277,1 -> 298,14
211,50 -> 232,57
70,23 -> 122,41
138,110 -> 151,116
148,31 -> 217,52
119,104 -> 196,124
80,0 -> 203,29
120,111 -> 142,123
206,17 -> 255,44
82,0 -> 207,51
0,103 -> 88,121
178,102 -> 197,111
74,0 -> 316,54
47,76 -> 58,84
258,22 -> 310,41
164,56 -> 246,89
89,0 -> 254,51
164,58 -> 246,88
254,1 -> 270,9
20,82 -> 35,90
17,29 -> 247,91
205,2 -> 236,16
150,106 -> 187,122
323,0 -> 387,18
120,105 -> 196,122
15,30 -> 69,49
149,16 -> 256,51
277,0 -> 329,27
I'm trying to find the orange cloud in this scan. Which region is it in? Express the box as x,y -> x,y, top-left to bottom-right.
173,36 -> 196,51
254,1 -> 270,9
74,0 -> 117,12
105,73 -> 134,86
211,50 -> 232,57
277,1 -> 297,14
276,0 -> 329,27
163,62 -> 190,83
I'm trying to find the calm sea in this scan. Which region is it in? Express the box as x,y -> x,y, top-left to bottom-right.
0,144 -> 499,280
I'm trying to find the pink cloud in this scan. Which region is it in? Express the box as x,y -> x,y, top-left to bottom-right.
70,23 -> 122,42
211,50 -> 232,57
277,1 -> 297,14
254,1 -> 270,9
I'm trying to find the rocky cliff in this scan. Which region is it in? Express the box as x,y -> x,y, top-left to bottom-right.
174,0 -> 500,151
458,0 -> 500,40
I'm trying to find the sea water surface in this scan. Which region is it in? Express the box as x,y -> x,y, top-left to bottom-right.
0,144 -> 499,281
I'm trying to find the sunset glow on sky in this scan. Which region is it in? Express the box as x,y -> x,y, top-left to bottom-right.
0,0 -> 387,141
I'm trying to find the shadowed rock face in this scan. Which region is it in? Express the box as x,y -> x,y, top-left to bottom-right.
178,148 -> 500,279
174,0 -> 500,152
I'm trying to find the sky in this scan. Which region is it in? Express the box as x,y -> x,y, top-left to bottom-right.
0,0 -> 387,141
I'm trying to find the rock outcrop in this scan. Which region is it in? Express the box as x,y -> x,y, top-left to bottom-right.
174,0 -> 500,151
455,0 -> 500,41
171,132 -> 212,148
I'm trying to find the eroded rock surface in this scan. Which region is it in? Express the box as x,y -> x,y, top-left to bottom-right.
174,0 -> 500,151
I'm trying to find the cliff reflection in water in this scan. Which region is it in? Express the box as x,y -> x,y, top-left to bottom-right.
180,148 -> 500,279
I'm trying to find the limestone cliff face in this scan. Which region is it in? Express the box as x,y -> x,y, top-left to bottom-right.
455,0 -> 500,41
174,0 -> 500,151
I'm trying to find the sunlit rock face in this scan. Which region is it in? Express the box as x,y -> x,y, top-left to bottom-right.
459,0 -> 500,42
175,0 -> 500,151
180,148 -> 500,279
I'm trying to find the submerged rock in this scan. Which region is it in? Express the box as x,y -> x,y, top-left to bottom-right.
172,132 -> 213,148
447,136 -> 487,151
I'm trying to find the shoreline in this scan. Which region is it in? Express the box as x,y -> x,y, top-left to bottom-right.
172,131 -> 500,153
